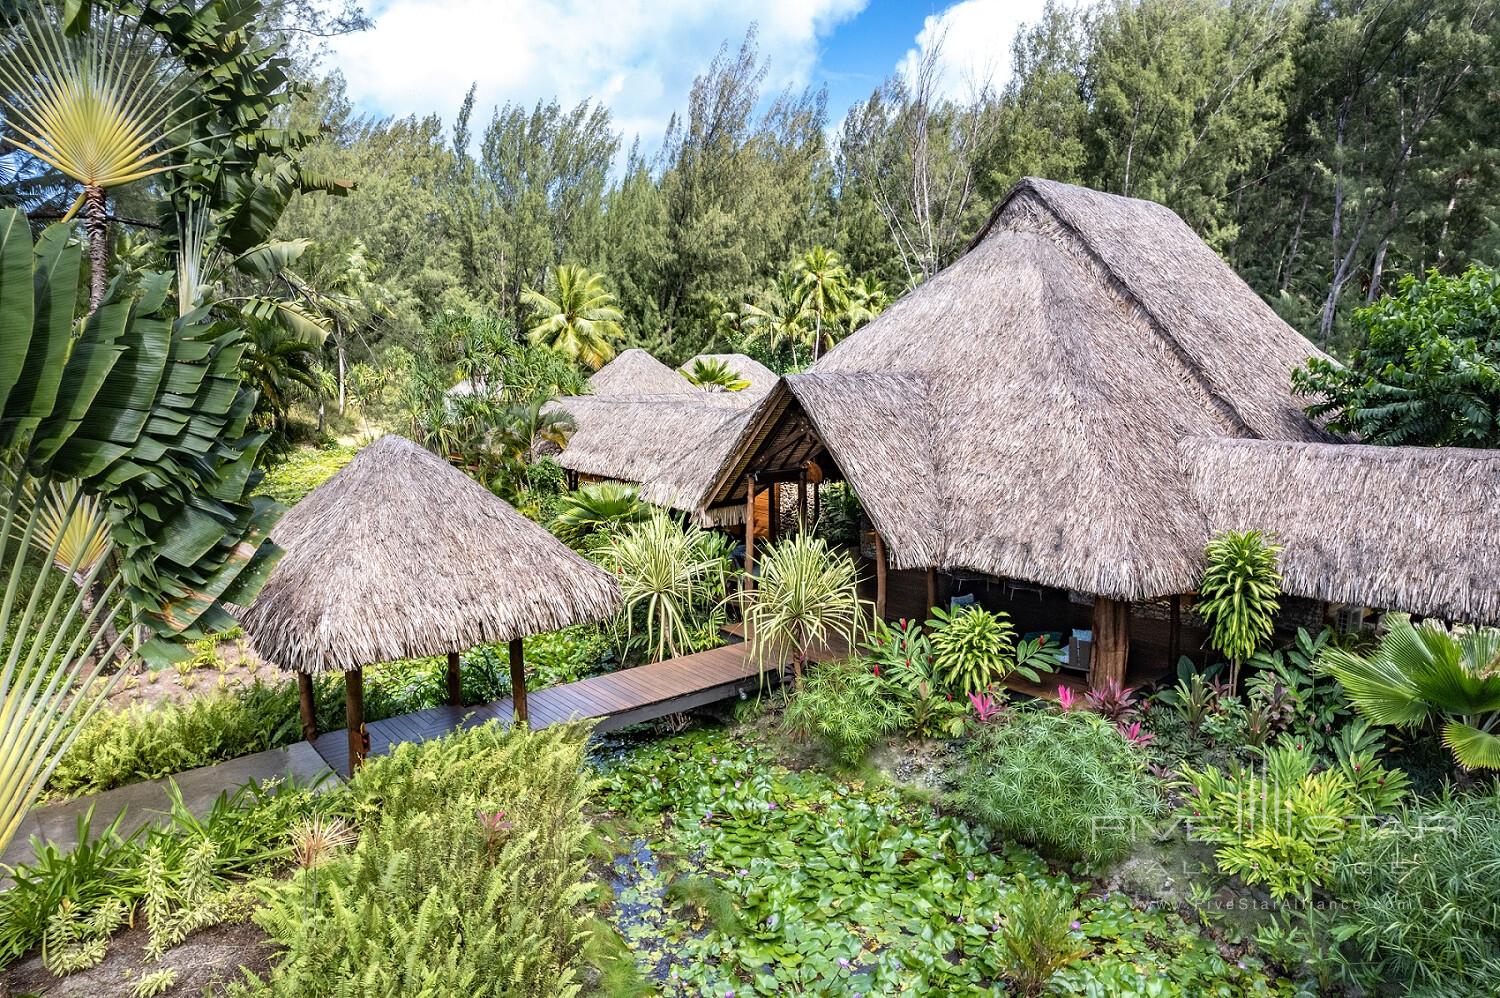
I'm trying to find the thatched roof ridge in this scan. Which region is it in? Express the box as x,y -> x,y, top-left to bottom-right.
1183,437 -> 1500,624
588,348 -> 689,396
706,178 -> 1331,599
240,435 -> 620,674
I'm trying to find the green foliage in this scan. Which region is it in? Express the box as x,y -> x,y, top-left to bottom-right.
744,533 -> 864,679
233,724 -> 596,997
0,780 -> 321,967
1245,627 -> 1351,756
1313,785 -> 1500,994
812,481 -> 861,546
950,709 -> 1153,866
992,876 -> 1089,998
48,682 -> 302,797
522,264 -> 625,370
596,726 -> 1278,995
601,512 -> 731,662
256,444 -> 358,505
926,605 -> 1021,696
779,658 -> 901,763
1196,530 -> 1282,690
550,482 -> 650,548
1323,618 -> 1500,770
1179,738 -> 1407,902
680,357 -> 749,391
1294,265 -> 1500,445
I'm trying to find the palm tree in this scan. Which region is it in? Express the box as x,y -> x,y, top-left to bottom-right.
521,264 -> 624,370
0,10 -> 207,310
744,534 -> 865,684
681,357 -> 750,392
1323,620 -> 1500,770
550,483 -> 650,547
495,399 -> 576,465
742,273 -> 812,366
795,247 -> 850,360
844,275 -> 889,333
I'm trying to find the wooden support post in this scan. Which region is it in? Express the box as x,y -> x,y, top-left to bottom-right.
767,481 -> 780,542
297,672 -> 317,742
345,668 -> 366,771
1090,597 -> 1131,689
1168,595 -> 1182,668
743,476 -> 757,641
796,476 -> 807,533
873,532 -> 888,621
926,567 -> 938,618
812,482 -> 820,527
509,638 -> 528,727
446,651 -> 462,706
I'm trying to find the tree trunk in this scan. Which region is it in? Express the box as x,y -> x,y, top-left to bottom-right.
84,185 -> 110,314
337,339 -> 347,415
75,570 -> 126,666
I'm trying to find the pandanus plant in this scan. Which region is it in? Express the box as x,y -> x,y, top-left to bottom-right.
744,533 -> 864,684
0,9 -> 210,310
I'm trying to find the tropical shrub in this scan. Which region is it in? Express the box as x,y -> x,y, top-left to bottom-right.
1322,618 -> 1500,769
950,709 -> 1154,866
745,533 -> 864,682
1196,530 -> 1282,691
993,877 -> 1089,997
1246,627 -> 1352,756
813,481 -> 862,546
927,605 -> 1021,696
680,357 -> 749,391
600,512 -> 732,662
780,658 -> 902,763
856,618 -> 967,737
47,683 -> 303,797
233,723 -> 595,997
1178,739 -> 1407,901
549,482 -> 649,547
1313,786 -> 1500,994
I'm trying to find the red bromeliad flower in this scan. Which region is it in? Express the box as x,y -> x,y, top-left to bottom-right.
968,691 -> 1003,723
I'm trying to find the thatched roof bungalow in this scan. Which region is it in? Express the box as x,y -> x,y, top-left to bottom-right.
702,177 -> 1344,685
588,348 -> 690,397
240,434 -> 620,765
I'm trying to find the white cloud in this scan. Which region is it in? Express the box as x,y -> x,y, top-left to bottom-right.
329,0 -> 866,147
897,0 -> 1054,101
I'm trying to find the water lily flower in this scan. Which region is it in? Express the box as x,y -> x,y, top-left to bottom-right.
1071,920 -> 1081,930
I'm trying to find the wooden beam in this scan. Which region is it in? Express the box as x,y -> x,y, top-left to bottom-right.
446,651 -> 462,706
743,475 -> 756,641
873,532 -> 888,621
796,475 -> 807,532
812,481 -> 820,527
767,481 -> 780,542
926,568 -> 938,618
297,672 -> 317,742
509,638 -> 528,727
345,668 -> 366,771
1090,597 -> 1131,689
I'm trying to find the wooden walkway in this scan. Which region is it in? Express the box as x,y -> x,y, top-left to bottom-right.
309,636 -> 815,776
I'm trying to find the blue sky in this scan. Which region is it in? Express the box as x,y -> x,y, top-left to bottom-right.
327,0 -> 1051,148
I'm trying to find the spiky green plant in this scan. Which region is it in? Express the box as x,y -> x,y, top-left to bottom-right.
927,604 -> 1019,696
680,357 -> 750,392
0,10 -> 208,309
994,877 -> 1088,997
550,482 -> 649,547
601,512 -> 729,662
521,264 -> 623,370
1197,530 -> 1282,692
744,533 -> 864,684
1322,619 -> 1500,769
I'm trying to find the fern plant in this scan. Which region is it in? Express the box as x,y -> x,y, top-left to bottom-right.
1197,530 -> 1282,692
926,605 -> 1019,696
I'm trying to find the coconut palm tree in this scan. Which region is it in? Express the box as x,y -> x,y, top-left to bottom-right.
742,273 -> 812,366
0,10 -> 208,310
844,275 -> 889,333
681,357 -> 750,392
744,533 -> 865,684
795,247 -> 850,360
521,264 -> 624,370
1323,620 -> 1500,770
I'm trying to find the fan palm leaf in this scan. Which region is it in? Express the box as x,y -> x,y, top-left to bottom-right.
551,482 -> 649,547
681,357 -> 750,392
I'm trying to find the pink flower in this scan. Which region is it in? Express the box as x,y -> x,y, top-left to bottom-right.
1117,720 -> 1155,747
1057,686 -> 1079,711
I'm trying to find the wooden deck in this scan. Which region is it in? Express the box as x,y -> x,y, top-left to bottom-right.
310,637 -> 796,776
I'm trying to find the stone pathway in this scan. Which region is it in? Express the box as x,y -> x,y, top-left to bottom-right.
1,742 -> 335,874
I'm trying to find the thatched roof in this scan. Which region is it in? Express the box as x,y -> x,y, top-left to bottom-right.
240,435 -> 620,674
706,177 -> 1333,600
1183,437 -> 1500,625
683,353 -> 778,396
589,348 -> 689,397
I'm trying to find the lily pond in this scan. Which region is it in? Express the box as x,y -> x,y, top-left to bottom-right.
590,721 -> 1287,996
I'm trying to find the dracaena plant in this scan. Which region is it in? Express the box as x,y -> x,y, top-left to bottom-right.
926,604 -> 1019,696
744,532 -> 864,684
1197,530 -> 1282,693
1322,619 -> 1500,770
0,208 -> 281,858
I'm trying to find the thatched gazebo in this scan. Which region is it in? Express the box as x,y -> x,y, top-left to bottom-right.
240,434 -> 620,768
